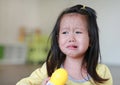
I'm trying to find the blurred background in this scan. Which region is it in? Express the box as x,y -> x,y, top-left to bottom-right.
0,0 -> 120,85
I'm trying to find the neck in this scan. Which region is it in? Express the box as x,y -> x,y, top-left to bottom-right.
63,56 -> 87,80
64,56 -> 84,70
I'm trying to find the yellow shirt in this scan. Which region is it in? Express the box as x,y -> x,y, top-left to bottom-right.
16,63 -> 113,85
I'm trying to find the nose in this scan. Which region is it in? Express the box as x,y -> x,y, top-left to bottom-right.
69,34 -> 76,42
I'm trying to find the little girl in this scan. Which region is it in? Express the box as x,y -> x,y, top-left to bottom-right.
16,4 -> 113,85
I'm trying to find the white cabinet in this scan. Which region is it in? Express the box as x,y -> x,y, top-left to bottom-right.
0,43 -> 27,64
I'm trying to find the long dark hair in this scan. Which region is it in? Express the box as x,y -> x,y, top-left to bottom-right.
46,4 -> 108,83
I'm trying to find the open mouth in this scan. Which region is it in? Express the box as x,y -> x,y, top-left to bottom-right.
67,45 -> 78,49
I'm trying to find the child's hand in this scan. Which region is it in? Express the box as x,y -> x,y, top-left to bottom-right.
41,77 -> 50,85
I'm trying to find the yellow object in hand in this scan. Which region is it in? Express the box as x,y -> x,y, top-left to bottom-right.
47,68 -> 68,85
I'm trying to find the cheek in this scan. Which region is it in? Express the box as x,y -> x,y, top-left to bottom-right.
79,36 -> 90,48
59,38 -> 65,47
58,36 -> 66,43
84,37 -> 89,45
58,37 -> 67,51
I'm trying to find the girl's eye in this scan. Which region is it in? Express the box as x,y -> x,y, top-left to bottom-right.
62,31 -> 68,34
75,31 -> 82,34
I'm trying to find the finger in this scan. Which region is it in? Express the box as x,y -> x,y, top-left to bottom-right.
42,77 -> 50,85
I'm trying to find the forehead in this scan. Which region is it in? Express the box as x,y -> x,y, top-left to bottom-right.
61,13 -> 87,20
60,13 -> 88,29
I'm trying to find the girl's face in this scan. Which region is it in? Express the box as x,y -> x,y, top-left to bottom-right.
58,13 -> 89,58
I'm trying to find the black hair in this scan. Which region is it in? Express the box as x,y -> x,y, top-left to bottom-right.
46,4 -> 108,83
